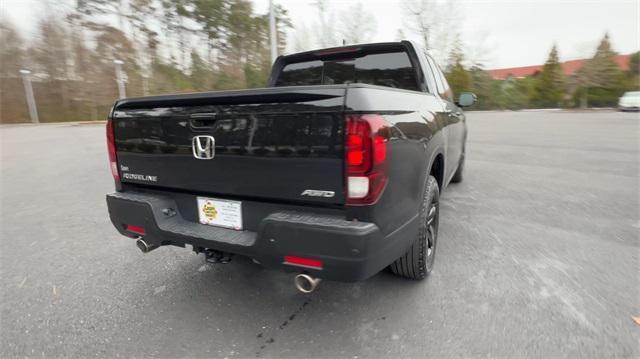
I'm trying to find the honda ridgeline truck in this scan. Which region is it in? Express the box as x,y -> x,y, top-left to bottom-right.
105,41 -> 476,292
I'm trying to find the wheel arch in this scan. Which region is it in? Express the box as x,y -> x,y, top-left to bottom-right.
428,150 -> 445,192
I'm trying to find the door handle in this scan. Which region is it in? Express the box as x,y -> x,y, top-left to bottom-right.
190,113 -> 218,128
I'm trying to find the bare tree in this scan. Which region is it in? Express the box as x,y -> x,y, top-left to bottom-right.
161,0 -> 196,71
0,21 -> 24,78
464,30 -> 495,69
0,0 -> 294,123
314,0 -> 338,48
290,0 -> 339,51
31,18 -> 73,108
403,0 -> 434,50
403,0 -> 462,65
339,2 -> 376,45
292,23 -> 314,52
0,21 -> 30,123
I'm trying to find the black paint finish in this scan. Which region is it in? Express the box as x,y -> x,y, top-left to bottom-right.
107,41 -> 468,281
113,88 -> 347,205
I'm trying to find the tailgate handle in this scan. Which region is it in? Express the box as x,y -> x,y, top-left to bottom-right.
190,113 -> 218,127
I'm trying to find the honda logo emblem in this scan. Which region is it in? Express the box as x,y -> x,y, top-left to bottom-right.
192,135 -> 215,160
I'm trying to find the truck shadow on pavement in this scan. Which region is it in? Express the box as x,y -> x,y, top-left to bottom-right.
124,250 -> 428,357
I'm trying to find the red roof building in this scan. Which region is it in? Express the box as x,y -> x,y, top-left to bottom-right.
487,54 -> 632,80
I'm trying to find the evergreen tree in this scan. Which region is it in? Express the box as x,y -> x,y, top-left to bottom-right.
576,33 -> 625,107
497,77 -> 534,110
469,66 -> 497,110
625,51 -> 640,91
630,51 -> 640,76
530,44 -> 565,108
444,38 -> 471,97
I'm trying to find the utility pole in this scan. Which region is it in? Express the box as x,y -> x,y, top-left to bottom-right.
19,69 -> 39,124
113,59 -> 126,99
269,0 -> 277,64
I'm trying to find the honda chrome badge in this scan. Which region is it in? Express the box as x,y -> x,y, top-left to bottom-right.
192,135 -> 215,159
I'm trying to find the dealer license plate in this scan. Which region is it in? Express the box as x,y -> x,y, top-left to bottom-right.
197,197 -> 243,230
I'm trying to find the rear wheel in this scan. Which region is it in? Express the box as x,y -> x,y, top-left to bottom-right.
389,175 -> 440,280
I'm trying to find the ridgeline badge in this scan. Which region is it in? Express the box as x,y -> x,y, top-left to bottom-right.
122,173 -> 158,182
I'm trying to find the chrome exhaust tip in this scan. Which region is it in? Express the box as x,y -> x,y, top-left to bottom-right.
294,274 -> 321,293
136,238 -> 159,253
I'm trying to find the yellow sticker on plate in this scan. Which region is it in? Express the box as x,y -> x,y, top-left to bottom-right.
202,201 -> 218,219
197,197 -> 242,230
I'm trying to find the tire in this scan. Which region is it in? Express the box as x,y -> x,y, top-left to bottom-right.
450,148 -> 465,183
389,175 -> 440,280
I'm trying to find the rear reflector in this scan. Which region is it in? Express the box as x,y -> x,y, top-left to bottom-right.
126,225 -> 145,235
283,255 -> 323,270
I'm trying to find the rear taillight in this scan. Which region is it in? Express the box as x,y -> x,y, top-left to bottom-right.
106,120 -> 119,181
345,114 -> 389,205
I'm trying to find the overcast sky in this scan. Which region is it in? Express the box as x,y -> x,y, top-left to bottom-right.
2,0 -> 638,69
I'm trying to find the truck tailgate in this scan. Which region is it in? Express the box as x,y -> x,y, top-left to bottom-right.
111,87 -> 346,205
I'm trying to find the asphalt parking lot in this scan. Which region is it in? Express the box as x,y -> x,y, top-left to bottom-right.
1,110 -> 638,358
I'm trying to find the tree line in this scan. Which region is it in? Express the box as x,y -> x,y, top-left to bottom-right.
1,0 -> 638,124
444,34 -> 639,110
1,0 -> 291,123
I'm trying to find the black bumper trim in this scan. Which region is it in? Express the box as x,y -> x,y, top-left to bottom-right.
108,192 -> 256,247
106,191 -> 418,282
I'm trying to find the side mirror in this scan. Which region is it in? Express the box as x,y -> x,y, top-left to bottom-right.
457,92 -> 477,107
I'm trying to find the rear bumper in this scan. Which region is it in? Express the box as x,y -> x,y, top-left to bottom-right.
106,191 -> 414,282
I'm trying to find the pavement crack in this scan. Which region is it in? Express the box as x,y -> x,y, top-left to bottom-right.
255,298 -> 312,357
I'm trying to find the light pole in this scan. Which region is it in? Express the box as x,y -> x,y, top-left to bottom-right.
142,75 -> 149,96
19,69 -> 39,124
113,59 -> 126,99
269,0 -> 277,64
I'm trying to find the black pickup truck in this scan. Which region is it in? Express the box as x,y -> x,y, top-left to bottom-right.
105,41 -> 475,291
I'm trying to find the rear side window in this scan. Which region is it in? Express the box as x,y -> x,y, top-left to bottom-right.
426,55 -> 453,102
425,56 -> 444,94
275,51 -> 420,91
435,64 -> 453,101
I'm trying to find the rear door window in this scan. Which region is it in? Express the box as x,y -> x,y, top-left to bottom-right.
426,55 -> 453,102
415,48 -> 436,94
435,64 -> 453,102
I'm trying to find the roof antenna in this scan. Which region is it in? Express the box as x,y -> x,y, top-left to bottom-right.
342,39 -> 346,46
